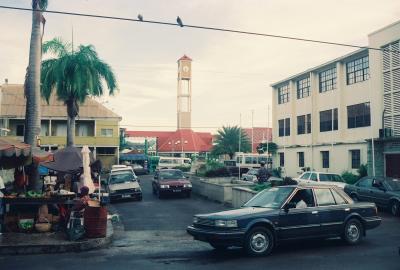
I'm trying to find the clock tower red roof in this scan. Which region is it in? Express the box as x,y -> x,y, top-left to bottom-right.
178,55 -> 192,61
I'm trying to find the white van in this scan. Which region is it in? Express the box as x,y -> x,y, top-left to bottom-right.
157,157 -> 191,169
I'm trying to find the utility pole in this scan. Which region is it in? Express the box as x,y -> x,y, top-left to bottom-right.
238,113 -> 242,180
251,110 -> 254,153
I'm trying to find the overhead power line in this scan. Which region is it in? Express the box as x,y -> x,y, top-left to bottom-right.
0,5 -> 398,53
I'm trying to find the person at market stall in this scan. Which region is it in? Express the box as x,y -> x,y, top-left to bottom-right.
72,186 -> 90,211
0,175 -> 5,194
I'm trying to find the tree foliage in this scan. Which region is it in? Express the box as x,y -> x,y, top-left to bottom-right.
256,142 -> 278,155
41,37 -> 117,146
211,126 -> 251,159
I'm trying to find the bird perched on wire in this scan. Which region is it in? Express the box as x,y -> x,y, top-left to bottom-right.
138,14 -> 143,21
176,16 -> 184,27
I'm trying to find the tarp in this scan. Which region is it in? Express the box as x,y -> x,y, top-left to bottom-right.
41,146 -> 94,174
119,153 -> 148,161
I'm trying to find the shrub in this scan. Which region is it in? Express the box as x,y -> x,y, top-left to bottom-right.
175,166 -> 191,172
204,167 -> 230,177
272,167 -> 282,178
251,183 -> 271,192
357,164 -> 368,178
342,171 -> 359,184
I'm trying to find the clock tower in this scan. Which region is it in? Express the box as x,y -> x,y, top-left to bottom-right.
177,55 -> 192,130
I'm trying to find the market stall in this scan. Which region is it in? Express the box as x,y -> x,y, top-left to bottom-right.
1,143 -> 107,239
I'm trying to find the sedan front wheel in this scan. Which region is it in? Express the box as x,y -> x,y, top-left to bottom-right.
244,227 -> 274,256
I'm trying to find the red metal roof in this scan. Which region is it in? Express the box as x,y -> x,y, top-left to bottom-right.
126,129 -> 212,153
243,127 -> 273,153
178,55 -> 192,61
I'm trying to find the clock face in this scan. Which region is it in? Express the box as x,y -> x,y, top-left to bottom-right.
182,65 -> 189,72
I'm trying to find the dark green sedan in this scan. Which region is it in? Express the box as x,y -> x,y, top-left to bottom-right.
187,185 -> 381,256
344,176 -> 400,216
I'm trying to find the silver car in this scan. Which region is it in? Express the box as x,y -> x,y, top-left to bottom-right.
295,171 -> 346,189
242,168 -> 259,182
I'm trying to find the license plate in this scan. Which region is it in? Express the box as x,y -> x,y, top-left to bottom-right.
173,190 -> 181,193
122,194 -> 131,198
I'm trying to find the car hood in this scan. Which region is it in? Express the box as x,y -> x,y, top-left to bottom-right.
160,179 -> 190,185
109,181 -> 140,191
197,207 -> 277,219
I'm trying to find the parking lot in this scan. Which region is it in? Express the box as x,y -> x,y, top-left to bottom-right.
1,174 -> 399,270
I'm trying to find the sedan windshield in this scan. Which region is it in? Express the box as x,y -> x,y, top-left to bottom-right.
243,187 -> 294,209
386,178 -> 400,191
110,172 -> 136,184
159,170 -> 184,180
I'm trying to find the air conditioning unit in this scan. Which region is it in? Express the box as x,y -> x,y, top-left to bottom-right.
379,128 -> 393,138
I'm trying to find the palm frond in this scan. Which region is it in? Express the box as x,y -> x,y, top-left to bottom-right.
43,38 -> 71,57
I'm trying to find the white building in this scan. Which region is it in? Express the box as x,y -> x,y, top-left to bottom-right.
271,20 -> 400,178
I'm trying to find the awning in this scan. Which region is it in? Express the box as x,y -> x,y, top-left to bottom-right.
0,138 -> 32,169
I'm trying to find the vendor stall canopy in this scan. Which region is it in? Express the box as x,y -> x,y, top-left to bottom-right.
0,138 -> 54,169
41,146 -> 96,174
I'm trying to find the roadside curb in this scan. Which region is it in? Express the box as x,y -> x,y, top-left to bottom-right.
0,220 -> 114,255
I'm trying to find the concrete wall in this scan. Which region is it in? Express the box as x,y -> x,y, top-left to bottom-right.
190,176 -> 254,205
232,187 -> 258,208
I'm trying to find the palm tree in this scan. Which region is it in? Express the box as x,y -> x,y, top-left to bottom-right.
211,126 -> 251,159
41,38 -> 117,146
24,0 -> 48,146
24,0 -> 47,191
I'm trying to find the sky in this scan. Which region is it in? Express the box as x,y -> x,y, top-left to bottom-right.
1,0 -> 400,133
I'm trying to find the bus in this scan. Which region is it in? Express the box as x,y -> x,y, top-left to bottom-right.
157,157 -> 192,170
233,152 -> 272,171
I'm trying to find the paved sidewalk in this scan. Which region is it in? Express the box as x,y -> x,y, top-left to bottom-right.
0,220 -> 113,255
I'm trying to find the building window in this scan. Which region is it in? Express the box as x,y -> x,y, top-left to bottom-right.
321,151 -> 329,168
278,84 -> 290,104
347,102 -> 371,129
279,152 -> 285,167
16,124 -> 25,136
346,56 -> 369,85
320,109 -> 338,132
297,114 -> 311,135
306,114 -> 312,134
278,118 -> 290,137
100,128 -> 113,137
319,67 -> 337,92
297,77 -> 310,99
298,152 -> 305,167
97,147 -> 116,155
350,150 -> 361,169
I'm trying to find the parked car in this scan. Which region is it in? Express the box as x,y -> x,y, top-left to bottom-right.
152,169 -> 192,198
344,176 -> 400,216
187,185 -> 381,256
295,171 -> 346,189
131,164 -> 149,175
106,168 -> 142,201
242,168 -> 258,182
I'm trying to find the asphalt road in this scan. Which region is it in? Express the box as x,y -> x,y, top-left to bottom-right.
0,174 -> 399,270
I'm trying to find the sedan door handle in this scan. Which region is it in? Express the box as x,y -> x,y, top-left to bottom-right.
311,211 -> 318,214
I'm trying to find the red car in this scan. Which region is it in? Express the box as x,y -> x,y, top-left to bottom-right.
152,169 -> 192,198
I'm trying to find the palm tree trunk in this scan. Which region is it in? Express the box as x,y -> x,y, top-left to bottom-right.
25,0 -> 43,191
24,1 -> 42,146
67,115 -> 76,147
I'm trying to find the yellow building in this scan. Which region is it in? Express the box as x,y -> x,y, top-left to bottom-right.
0,83 -> 121,169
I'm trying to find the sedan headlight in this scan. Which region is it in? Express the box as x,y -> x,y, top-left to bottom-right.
193,216 -> 199,224
184,183 -> 192,188
215,220 -> 238,228
160,184 -> 170,189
